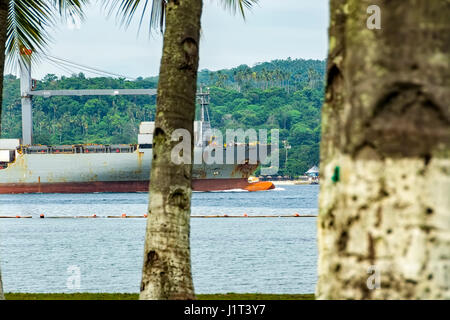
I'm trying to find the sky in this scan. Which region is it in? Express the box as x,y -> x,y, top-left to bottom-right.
13,0 -> 330,80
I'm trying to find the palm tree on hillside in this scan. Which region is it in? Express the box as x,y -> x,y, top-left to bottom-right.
215,70 -> 229,88
307,68 -> 319,89
0,0 -> 87,300
108,0 -> 257,300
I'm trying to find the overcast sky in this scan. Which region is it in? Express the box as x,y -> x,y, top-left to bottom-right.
15,0 -> 330,79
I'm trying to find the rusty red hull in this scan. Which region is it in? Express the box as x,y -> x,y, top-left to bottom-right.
0,178 -> 251,194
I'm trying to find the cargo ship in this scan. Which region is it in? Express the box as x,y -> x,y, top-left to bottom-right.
0,56 -> 275,193
0,120 -> 275,193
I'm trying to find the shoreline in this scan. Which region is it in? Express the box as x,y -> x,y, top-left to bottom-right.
270,180 -> 319,186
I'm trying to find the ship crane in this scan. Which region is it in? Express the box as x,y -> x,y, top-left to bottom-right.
19,51 -> 210,146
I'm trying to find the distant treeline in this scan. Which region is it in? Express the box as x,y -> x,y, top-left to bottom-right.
1,58 -> 325,176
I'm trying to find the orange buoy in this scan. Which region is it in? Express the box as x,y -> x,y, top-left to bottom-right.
294,213 -> 300,217
144,213 -> 148,218
121,213 -> 126,218
223,214 -> 229,217
16,215 -> 20,218
243,213 -> 248,217
40,214 -> 45,218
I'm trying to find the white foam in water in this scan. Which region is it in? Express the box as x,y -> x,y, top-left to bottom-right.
218,189 -> 249,193
197,187 -> 284,193
193,189 -> 248,193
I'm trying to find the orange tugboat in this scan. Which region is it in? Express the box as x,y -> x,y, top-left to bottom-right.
243,177 -> 275,192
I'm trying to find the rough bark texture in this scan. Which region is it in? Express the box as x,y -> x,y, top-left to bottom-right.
317,0 -> 450,299
139,0 -> 202,300
0,0 -> 7,300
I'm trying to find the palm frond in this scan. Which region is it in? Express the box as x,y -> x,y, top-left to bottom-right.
6,0 -> 88,69
6,0 -> 54,67
54,0 -> 89,22
221,0 -> 258,19
150,0 -> 166,33
104,0 -> 257,36
104,0 -> 167,34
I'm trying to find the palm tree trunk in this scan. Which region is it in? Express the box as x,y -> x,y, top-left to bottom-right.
317,0 -> 450,299
0,0 -> 7,301
140,0 -> 202,300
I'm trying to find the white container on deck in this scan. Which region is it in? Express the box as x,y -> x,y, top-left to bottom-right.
138,134 -> 153,145
0,139 -> 21,150
0,150 -> 15,162
139,122 -> 155,134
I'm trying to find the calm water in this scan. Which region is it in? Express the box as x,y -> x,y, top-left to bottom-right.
0,184 -> 319,294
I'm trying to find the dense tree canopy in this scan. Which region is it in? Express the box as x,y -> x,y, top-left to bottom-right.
1,58 -> 325,176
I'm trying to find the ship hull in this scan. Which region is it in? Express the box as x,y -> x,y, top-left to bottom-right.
0,178 -> 250,193
0,147 -> 266,193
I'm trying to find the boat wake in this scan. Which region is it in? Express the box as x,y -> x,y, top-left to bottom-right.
193,188 -> 248,193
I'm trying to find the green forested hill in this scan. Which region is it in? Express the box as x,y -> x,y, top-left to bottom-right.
1,58 -> 325,176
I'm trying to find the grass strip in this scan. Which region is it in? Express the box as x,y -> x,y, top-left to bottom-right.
4,292 -> 315,300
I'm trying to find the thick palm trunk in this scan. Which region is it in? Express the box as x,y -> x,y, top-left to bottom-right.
140,0 -> 202,300
317,1 -> 450,299
0,0 -> 7,300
